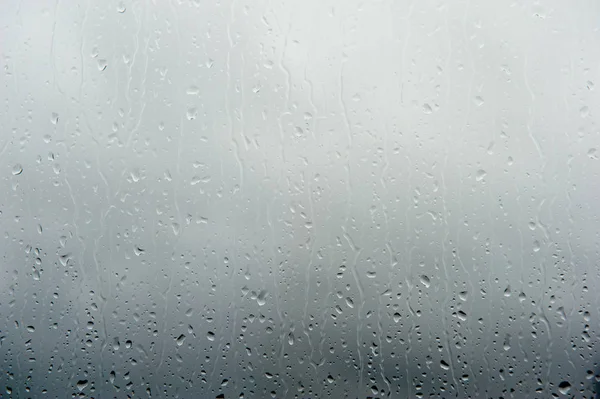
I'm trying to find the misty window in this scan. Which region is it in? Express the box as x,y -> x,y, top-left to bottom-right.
1,0 -> 599,398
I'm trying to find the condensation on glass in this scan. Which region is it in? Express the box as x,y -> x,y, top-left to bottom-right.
1,0 -> 599,398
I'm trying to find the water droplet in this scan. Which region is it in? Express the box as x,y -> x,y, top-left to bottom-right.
186,108 -> 197,120
393,313 -> 401,323
50,112 -> 59,124
558,381 -> 571,395
440,360 -> 450,370
503,334 -> 511,351
345,297 -> 354,308
503,285 -> 511,297
327,375 -> 334,383
117,2 -> 126,13
586,80 -> 594,90
287,332 -> 294,345
580,106 -> 589,118
207,331 -> 215,341
12,164 -> 23,175
475,169 -> 487,182
76,380 -> 88,391
458,291 -> 468,301
474,96 -> 484,106
588,148 -> 597,159
97,59 -> 107,71
533,240 -> 540,252
186,86 -> 200,95
419,275 -> 431,288
176,334 -> 186,346
130,168 -> 140,182
422,103 -> 433,114
257,290 -> 267,306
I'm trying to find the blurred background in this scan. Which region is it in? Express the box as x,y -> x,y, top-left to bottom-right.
1,0 -> 599,397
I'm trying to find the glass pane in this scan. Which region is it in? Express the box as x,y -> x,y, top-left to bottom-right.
1,0 -> 599,397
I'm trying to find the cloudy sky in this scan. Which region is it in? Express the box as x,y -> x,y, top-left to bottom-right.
1,0 -> 600,397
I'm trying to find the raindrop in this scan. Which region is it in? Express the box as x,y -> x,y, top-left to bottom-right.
97,59 -> 107,71
186,86 -> 200,95
176,334 -> 186,346
207,331 -> 215,341
257,290 -> 267,306
440,360 -> 450,370
345,297 -> 354,308
422,103 -> 433,114
558,381 -> 571,395
580,106 -> 589,118
116,2 -> 126,13
419,275 -> 431,288
475,169 -> 487,182
12,164 -> 23,175
186,108 -> 198,120
76,380 -> 88,391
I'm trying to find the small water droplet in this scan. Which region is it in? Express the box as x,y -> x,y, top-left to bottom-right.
393,313 -> 401,323
117,2 -> 126,13
580,106 -> 589,118
475,169 -> 487,182
558,381 -> 571,395
419,275 -> 431,288
186,107 -> 197,120
51,112 -> 59,124
76,380 -> 88,392
12,164 -> 23,175
176,334 -> 186,346
586,80 -> 594,90
533,240 -> 540,252
422,103 -> 433,114
186,86 -> 199,95
257,290 -> 267,306
440,360 -> 450,370
130,168 -> 140,182
345,297 -> 354,308
474,96 -> 484,106
588,148 -> 597,159
97,59 -> 107,71
207,331 -> 215,341
503,334 -> 511,351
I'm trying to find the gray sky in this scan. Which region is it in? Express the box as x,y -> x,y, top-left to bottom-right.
1,0 -> 600,397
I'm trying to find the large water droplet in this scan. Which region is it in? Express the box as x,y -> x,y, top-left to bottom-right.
558,381 -> 571,395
